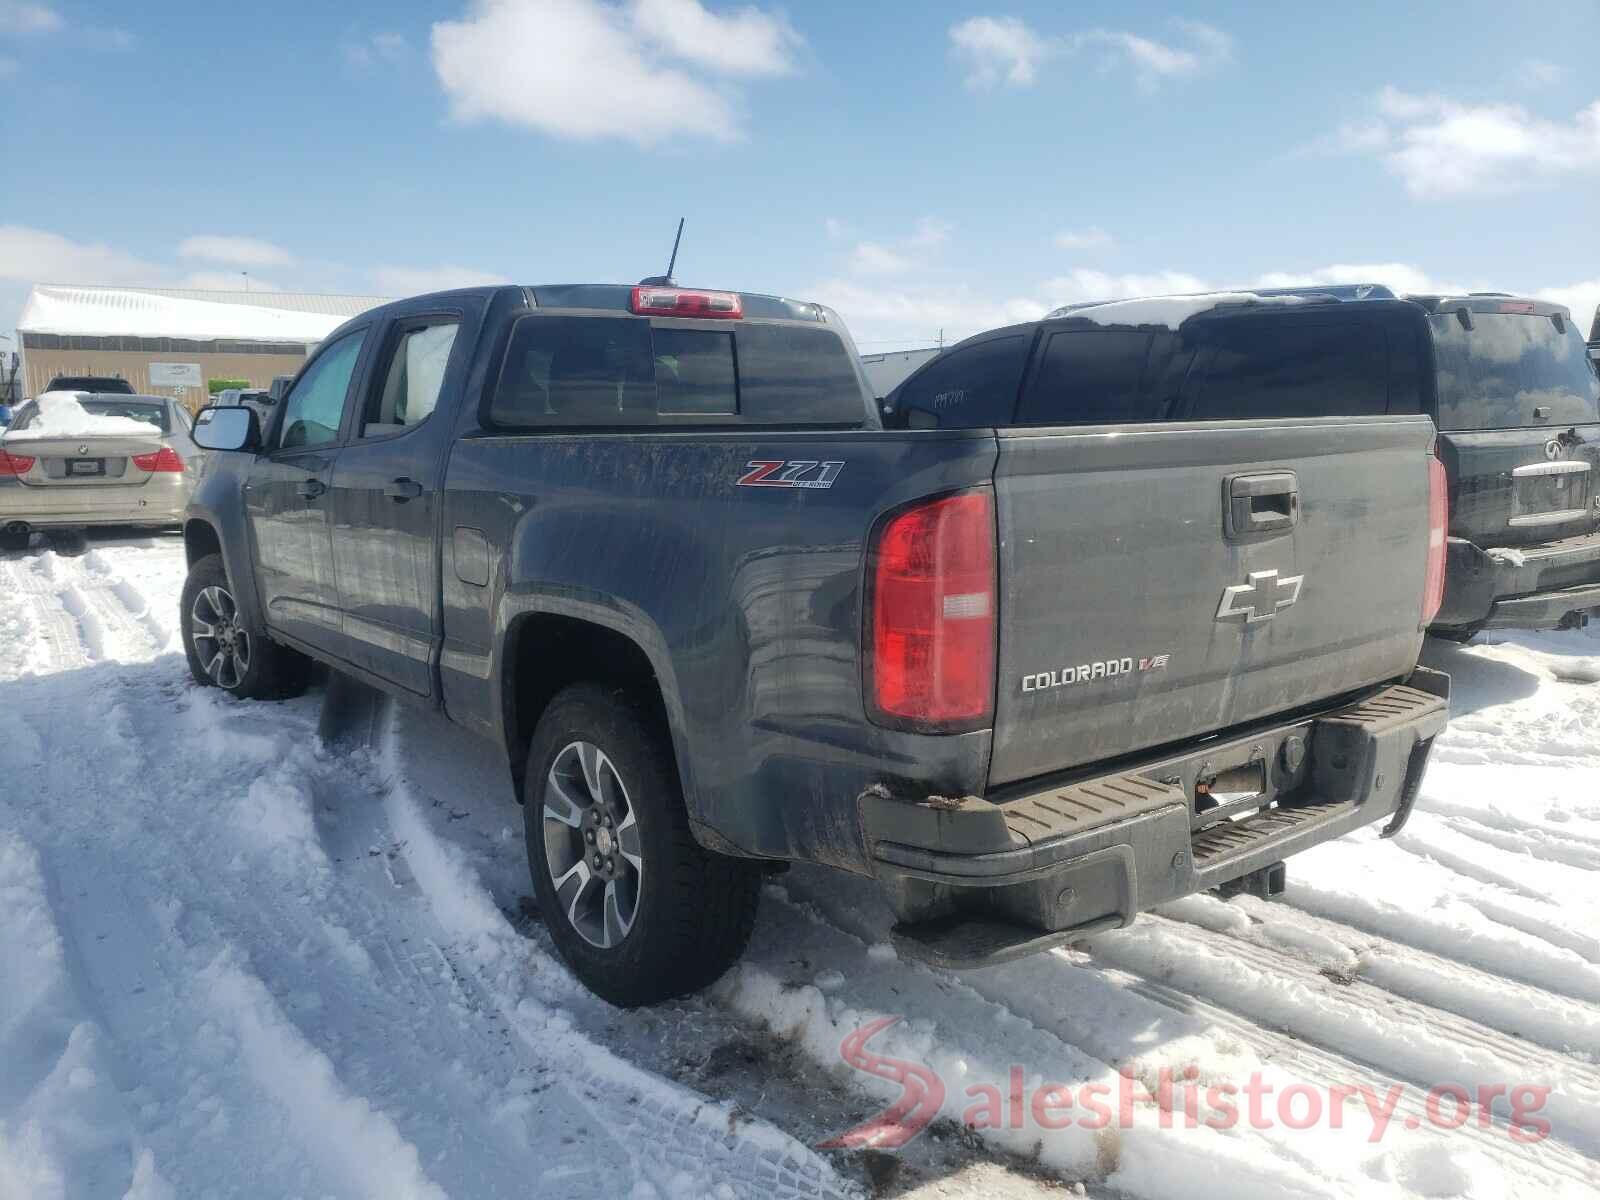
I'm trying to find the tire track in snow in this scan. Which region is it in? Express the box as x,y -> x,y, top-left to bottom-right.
1084,914 -> 1600,1160
778,868 -> 1600,1196
373,713 -> 859,1200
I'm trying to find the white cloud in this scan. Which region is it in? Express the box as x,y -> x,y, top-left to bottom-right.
346,30 -> 408,68
849,243 -> 912,275
949,16 -> 1050,88
1247,261 -> 1465,297
1534,280 -> 1600,335
177,271 -> 283,293
823,217 -> 850,240
178,235 -> 295,268
630,0 -> 798,76
1054,227 -> 1114,251
1518,58 -> 1566,89
369,264 -> 511,295
843,217 -> 954,275
810,277 -> 1049,347
1329,86 -> 1600,197
0,2 -> 62,34
0,224 -> 159,285
1041,268 -> 1209,307
431,0 -> 799,143
950,15 -> 1232,91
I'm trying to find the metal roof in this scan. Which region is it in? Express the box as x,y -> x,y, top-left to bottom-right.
17,285 -> 394,343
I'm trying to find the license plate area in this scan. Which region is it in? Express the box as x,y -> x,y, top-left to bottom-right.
1511,461 -> 1591,527
68,458 -> 105,477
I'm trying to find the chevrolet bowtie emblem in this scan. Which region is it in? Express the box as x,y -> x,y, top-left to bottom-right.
1216,569 -> 1304,624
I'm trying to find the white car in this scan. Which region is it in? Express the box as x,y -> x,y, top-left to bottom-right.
0,391 -> 200,550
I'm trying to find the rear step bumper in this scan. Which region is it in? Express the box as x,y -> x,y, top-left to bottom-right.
865,669 -> 1449,968
1435,532 -> 1600,632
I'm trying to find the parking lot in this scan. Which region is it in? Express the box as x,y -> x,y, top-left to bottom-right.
2,528 -> 1596,1198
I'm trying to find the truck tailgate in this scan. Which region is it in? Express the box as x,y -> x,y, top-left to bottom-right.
989,415 -> 1435,787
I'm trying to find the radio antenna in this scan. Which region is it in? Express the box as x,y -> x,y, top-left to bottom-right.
665,217 -> 685,282
638,218 -> 686,287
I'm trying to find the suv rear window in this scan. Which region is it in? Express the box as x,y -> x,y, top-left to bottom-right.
1188,321 -> 1393,420
489,316 -> 865,428
891,335 -> 1028,428
1431,313 -> 1600,430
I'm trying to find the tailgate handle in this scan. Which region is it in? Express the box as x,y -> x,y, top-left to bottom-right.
1226,472 -> 1299,539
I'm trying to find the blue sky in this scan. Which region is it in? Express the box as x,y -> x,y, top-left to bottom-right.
3,0 -> 1599,349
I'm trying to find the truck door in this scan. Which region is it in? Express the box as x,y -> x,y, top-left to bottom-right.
326,314 -> 464,697
244,326 -> 370,655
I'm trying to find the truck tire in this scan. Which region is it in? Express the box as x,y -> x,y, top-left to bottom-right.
525,683 -> 761,1007
180,553 -> 311,700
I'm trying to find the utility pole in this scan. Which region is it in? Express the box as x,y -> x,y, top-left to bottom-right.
937,328 -> 944,349
242,271 -> 250,293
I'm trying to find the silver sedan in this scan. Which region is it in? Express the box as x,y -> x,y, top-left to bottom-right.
0,392 -> 201,550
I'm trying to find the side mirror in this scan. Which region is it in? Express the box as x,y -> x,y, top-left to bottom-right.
191,404 -> 262,452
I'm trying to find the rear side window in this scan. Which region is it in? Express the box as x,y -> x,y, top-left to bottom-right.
891,335 -> 1028,428
1017,330 -> 1157,425
489,317 -> 865,427
362,318 -> 460,437
1431,313 -> 1600,430
1188,321 -> 1390,420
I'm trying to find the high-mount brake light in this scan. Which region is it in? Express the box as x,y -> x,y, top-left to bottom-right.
629,286 -> 743,319
0,449 -> 35,476
1423,452 -> 1448,627
867,489 -> 997,732
1497,301 -> 1537,315
132,447 -> 185,473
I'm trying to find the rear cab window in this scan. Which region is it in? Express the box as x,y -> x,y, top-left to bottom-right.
488,313 -> 865,428
1430,309 -> 1600,430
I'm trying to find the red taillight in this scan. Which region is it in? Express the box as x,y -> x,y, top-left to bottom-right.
0,449 -> 35,476
629,286 -> 743,319
868,490 -> 997,731
1423,453 -> 1448,626
132,447 -> 184,473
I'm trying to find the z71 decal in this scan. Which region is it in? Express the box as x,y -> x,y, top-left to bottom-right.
737,460 -> 845,490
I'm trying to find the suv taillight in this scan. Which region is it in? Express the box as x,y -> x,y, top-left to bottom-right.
1423,452 -> 1448,626
867,490 -> 997,731
0,449 -> 35,476
132,447 -> 185,473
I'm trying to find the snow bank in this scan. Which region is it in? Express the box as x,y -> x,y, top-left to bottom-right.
2,392 -> 162,442
1049,291 -> 1307,330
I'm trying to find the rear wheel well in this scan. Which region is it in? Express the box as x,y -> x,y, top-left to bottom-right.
184,519 -> 222,569
504,615 -> 670,800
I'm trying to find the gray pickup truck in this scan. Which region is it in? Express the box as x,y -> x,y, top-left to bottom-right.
183,283 -> 1448,1006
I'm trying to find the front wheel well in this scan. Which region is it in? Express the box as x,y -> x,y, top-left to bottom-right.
503,614 -> 670,800
183,519 -> 222,569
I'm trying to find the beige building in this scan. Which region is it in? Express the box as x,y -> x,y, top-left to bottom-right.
16,285 -> 391,412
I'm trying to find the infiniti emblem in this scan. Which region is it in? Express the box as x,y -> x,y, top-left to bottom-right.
1545,438 -> 1564,461
1216,569 -> 1305,624
77,443 -> 89,455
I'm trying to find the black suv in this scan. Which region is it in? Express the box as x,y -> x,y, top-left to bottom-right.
886,290 -> 1600,638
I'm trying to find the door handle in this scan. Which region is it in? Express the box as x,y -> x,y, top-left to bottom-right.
385,478 -> 423,502
1225,472 -> 1299,539
297,479 -> 326,500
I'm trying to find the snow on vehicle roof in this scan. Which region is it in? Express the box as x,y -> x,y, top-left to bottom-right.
1,391 -> 166,441
1048,291 -> 1310,330
18,285 -> 388,343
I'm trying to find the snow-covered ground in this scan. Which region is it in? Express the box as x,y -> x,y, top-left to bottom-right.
2,532 -> 1597,1199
